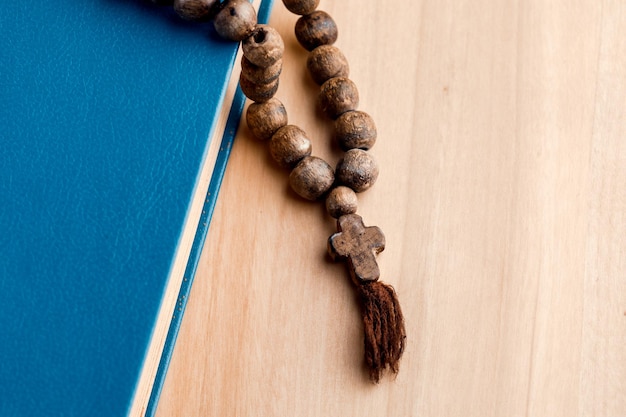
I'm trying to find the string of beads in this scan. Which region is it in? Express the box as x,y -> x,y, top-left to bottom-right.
153,0 -> 405,383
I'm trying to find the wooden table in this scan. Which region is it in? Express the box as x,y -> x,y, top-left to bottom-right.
156,1 -> 626,415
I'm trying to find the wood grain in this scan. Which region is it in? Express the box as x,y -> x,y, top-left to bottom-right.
155,1 -> 626,415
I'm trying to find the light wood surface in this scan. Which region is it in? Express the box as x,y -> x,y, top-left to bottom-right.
156,1 -> 626,415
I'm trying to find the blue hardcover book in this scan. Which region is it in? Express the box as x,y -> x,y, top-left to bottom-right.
0,1 -> 272,415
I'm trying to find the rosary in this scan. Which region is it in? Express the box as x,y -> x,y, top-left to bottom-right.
154,0 -> 406,383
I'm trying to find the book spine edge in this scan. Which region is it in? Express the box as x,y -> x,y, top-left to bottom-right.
143,1 -> 274,415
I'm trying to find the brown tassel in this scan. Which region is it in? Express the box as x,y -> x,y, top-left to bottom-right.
356,280 -> 406,383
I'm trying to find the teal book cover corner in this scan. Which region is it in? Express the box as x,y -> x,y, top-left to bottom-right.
0,0 -> 273,415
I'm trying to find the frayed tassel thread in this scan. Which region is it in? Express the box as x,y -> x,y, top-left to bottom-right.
357,280 -> 406,383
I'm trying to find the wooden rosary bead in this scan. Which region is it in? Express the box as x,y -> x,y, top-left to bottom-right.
307,45 -> 349,85
336,149 -> 379,192
319,77 -> 359,119
294,10 -> 338,51
269,125 -> 312,168
239,74 -> 279,103
325,186 -> 358,218
334,110 -> 377,150
213,0 -> 257,41
246,98 -> 288,140
173,0 -> 217,21
289,156 -> 335,200
242,25 -> 284,68
241,56 -> 282,84
282,0 -> 319,15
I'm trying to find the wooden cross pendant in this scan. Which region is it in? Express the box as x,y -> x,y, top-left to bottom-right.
328,214 -> 386,283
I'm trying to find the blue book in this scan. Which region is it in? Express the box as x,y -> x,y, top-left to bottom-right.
0,1 -> 272,415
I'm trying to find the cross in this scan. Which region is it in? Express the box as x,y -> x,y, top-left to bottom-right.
328,214 -> 386,283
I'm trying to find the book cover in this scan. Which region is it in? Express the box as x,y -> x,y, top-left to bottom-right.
0,0 -> 272,415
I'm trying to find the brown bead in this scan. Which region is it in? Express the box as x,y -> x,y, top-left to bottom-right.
319,77 -> 359,119
241,56 -> 282,84
239,74 -> 279,103
294,11 -> 338,51
325,186 -> 358,218
242,25 -> 284,68
282,0 -> 319,15
289,156 -> 335,200
213,0 -> 257,41
269,125 -> 312,168
336,149 -> 379,192
173,0 -> 217,21
246,98 -> 288,141
334,111 -> 377,150
307,45 -> 349,85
